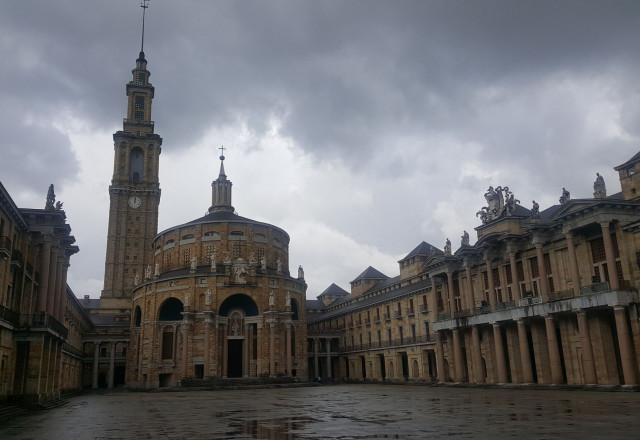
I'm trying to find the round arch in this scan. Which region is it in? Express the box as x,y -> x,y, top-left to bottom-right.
219,294 -> 259,317
158,297 -> 184,321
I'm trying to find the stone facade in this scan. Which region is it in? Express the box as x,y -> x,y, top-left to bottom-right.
308,155 -> 640,386
0,182 -> 91,403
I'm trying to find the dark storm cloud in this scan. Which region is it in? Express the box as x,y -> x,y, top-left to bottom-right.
3,1 -> 638,174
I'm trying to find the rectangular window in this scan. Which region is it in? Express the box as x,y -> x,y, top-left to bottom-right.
135,96 -> 145,109
136,72 -> 145,85
135,110 -> 144,120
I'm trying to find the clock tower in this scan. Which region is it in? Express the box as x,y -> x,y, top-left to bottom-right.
100,48 -> 162,314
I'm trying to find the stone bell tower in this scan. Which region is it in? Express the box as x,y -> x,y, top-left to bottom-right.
100,3 -> 162,315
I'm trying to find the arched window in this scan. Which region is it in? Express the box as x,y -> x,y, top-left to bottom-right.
134,306 -> 142,327
291,299 -> 299,320
158,298 -> 184,321
130,148 -> 144,182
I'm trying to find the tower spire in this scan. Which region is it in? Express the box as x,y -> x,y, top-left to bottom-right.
209,147 -> 234,214
140,0 -> 149,57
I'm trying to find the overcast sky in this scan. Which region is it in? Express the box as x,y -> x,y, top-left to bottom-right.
1,1 -> 639,299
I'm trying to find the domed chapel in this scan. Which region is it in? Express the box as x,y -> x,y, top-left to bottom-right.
128,154 -> 308,387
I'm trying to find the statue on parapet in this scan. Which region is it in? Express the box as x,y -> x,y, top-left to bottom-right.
45,184 -> 55,210
444,238 -> 452,256
461,231 -> 469,247
531,200 -> 540,219
593,173 -> 606,198
559,187 -> 570,205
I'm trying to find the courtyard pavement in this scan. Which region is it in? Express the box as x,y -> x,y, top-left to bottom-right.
1,384 -> 639,439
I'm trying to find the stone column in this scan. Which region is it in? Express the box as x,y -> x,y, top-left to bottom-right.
485,259 -> 496,310
107,342 -> 115,388
435,331 -> 447,382
46,246 -> 59,316
509,251 -> 521,301
285,323 -> 292,376
535,243 -> 548,301
326,337 -> 332,378
613,306 -> 638,385
465,265 -> 475,311
221,324 -> 228,378
471,326 -> 484,383
269,321 -> 276,376
53,257 -> 64,321
544,315 -> 563,384
313,337 -> 320,379
599,221 -> 620,290
203,314 -> 211,378
92,343 -> 99,388
55,261 -> 70,322
564,231 -> 581,297
181,323 -> 189,378
37,238 -> 52,312
576,309 -> 597,384
452,329 -> 464,382
248,324 -> 254,377
492,323 -> 508,383
447,272 -> 456,314
517,319 -> 534,383
243,323 -> 250,377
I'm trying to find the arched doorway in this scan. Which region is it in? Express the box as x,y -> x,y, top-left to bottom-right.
219,294 -> 259,378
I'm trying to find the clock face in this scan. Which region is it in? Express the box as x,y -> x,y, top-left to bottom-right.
128,196 -> 142,208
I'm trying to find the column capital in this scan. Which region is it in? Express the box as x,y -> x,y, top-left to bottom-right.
598,219 -> 611,228
563,229 -> 574,239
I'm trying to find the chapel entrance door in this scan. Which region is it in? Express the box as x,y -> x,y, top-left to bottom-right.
227,339 -> 243,378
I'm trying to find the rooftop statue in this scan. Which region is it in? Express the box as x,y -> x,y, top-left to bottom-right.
593,173 -> 606,198
559,187 -> 570,205
476,186 -> 519,224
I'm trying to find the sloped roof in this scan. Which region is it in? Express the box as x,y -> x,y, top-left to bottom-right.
402,241 -> 442,260
305,299 -> 326,310
320,283 -> 349,296
351,266 -> 389,283
614,151 -> 640,170
308,276 -> 432,323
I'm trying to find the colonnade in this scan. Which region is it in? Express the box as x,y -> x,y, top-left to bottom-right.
435,305 -> 638,385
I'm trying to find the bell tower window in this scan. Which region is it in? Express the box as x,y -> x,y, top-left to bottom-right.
130,148 -> 144,182
135,111 -> 144,120
135,96 -> 145,110
136,72 -> 145,85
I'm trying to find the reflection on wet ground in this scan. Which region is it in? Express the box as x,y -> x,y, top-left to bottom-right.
1,384 -> 639,439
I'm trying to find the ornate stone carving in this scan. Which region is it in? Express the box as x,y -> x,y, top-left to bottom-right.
144,265 -> 152,280
190,256 -> 197,271
261,255 -> 267,271
205,289 -> 211,306
184,292 -> 191,307
276,258 -> 282,274
154,263 -> 160,277
476,186 -> 520,224
210,246 -> 217,271
233,258 -> 248,284
269,290 -> 275,306
248,252 -> 257,265
285,291 -> 291,307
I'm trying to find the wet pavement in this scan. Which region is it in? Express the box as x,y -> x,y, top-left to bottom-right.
1,384 -> 639,439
